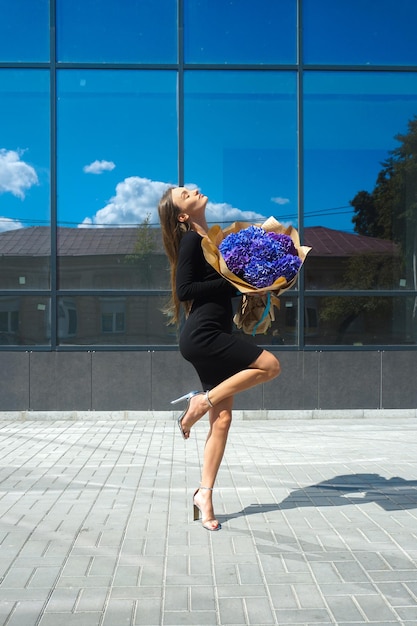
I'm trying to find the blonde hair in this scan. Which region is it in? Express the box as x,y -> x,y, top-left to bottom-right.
158,187 -> 192,325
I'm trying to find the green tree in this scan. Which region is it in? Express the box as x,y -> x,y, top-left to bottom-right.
124,213 -> 156,264
320,253 -> 401,343
320,116 -> 417,342
351,115 -> 417,249
124,213 -> 157,288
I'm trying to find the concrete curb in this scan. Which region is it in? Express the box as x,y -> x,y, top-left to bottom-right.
0,408 -> 416,420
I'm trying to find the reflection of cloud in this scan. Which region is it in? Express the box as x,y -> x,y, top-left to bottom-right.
271,196 -> 290,205
79,176 -> 169,227
0,217 -> 24,232
206,201 -> 265,224
83,159 -> 116,174
0,149 -> 38,199
80,176 -> 266,227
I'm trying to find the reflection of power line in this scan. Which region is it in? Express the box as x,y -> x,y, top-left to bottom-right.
277,205 -> 352,221
1,204 -> 355,229
306,205 -> 352,216
0,217 -> 49,225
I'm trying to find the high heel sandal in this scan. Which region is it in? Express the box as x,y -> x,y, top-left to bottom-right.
193,487 -> 221,531
171,390 -> 214,439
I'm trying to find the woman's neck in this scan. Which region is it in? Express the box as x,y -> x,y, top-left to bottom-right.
190,217 -> 209,237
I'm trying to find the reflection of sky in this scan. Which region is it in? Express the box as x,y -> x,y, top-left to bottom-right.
0,0 -> 49,62
0,70 -> 50,229
184,0 -> 296,64
303,0 -> 417,66
57,70 -> 178,226
1,1 -> 417,234
57,0 -> 176,63
304,72 -> 417,232
184,71 -> 297,225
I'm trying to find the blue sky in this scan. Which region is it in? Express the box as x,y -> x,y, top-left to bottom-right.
1,0 -> 417,235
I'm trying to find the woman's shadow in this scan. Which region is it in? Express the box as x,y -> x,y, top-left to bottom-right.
226,473 -> 417,521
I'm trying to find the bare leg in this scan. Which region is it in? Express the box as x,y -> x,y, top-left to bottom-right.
181,349 -> 280,435
194,396 -> 233,530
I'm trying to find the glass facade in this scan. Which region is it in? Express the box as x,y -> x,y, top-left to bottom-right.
0,0 -> 416,349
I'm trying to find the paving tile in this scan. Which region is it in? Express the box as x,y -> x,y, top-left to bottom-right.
245,596 -> 275,624
76,587 -> 108,612
324,595 -> 365,622
274,607 -> 332,623
354,594 -> 401,622
6,601 -> 49,626
1,417 -> 417,625
218,597 -> 246,624
0,601 -> 15,624
134,597 -> 162,625
34,610 -> 109,626
44,587 -> 79,612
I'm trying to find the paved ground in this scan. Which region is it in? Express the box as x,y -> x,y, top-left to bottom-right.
0,417 -> 417,626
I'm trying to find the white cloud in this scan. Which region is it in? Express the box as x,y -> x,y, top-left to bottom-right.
80,176 -> 267,228
206,201 -> 265,224
79,176 -> 170,227
0,217 -> 24,232
0,149 -> 38,199
83,159 -> 116,174
271,196 -> 290,205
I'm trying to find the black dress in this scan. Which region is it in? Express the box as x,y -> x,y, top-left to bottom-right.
176,230 -> 263,389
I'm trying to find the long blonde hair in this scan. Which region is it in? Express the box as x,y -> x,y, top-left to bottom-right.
158,187 -> 192,325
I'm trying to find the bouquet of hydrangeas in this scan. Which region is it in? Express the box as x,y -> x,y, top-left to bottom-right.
219,225 -> 302,288
201,217 -> 311,334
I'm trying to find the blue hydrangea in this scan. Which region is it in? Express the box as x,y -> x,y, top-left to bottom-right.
219,225 -> 302,288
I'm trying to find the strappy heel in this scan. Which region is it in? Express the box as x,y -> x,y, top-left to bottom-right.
193,487 -> 221,531
171,390 -> 214,439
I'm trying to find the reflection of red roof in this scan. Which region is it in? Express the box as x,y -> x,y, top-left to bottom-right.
0,225 -> 399,257
0,227 -> 144,256
304,226 -> 399,257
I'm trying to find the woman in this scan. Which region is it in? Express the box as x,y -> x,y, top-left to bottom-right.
158,186 -> 281,531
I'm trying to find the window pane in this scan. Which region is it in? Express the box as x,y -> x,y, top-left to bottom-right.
245,294 -> 299,346
0,70 -> 50,289
184,0 -> 296,64
57,295 -> 177,346
57,70 -> 177,289
303,0 -> 417,66
0,0 -> 49,62
0,296 -> 50,346
184,71 -> 298,227
57,0 -> 177,63
305,296 -> 417,346
58,226 -> 170,290
303,72 -> 417,291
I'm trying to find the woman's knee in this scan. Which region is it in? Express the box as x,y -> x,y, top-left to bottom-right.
253,350 -> 281,379
211,406 -> 233,432
269,354 -> 281,379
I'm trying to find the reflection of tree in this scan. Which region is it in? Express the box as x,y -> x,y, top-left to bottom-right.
124,214 -> 156,287
320,254 -> 399,343
125,213 -> 156,262
322,115 -> 417,342
351,115 -> 417,274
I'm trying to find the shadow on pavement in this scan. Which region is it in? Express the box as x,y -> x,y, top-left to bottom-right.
226,473 -> 417,521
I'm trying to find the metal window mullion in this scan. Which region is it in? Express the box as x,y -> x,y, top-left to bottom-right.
297,0 -> 305,350
177,0 -> 184,186
50,0 -> 57,350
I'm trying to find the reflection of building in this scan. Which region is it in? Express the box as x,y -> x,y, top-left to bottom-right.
304,226 -> 399,289
0,226 -> 172,345
0,225 -> 402,347
0,223 -> 415,411
2,3 -> 417,413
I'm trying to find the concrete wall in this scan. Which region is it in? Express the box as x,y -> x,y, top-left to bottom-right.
0,349 -> 416,412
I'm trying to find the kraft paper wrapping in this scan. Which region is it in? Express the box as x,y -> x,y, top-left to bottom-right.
201,217 -> 311,335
